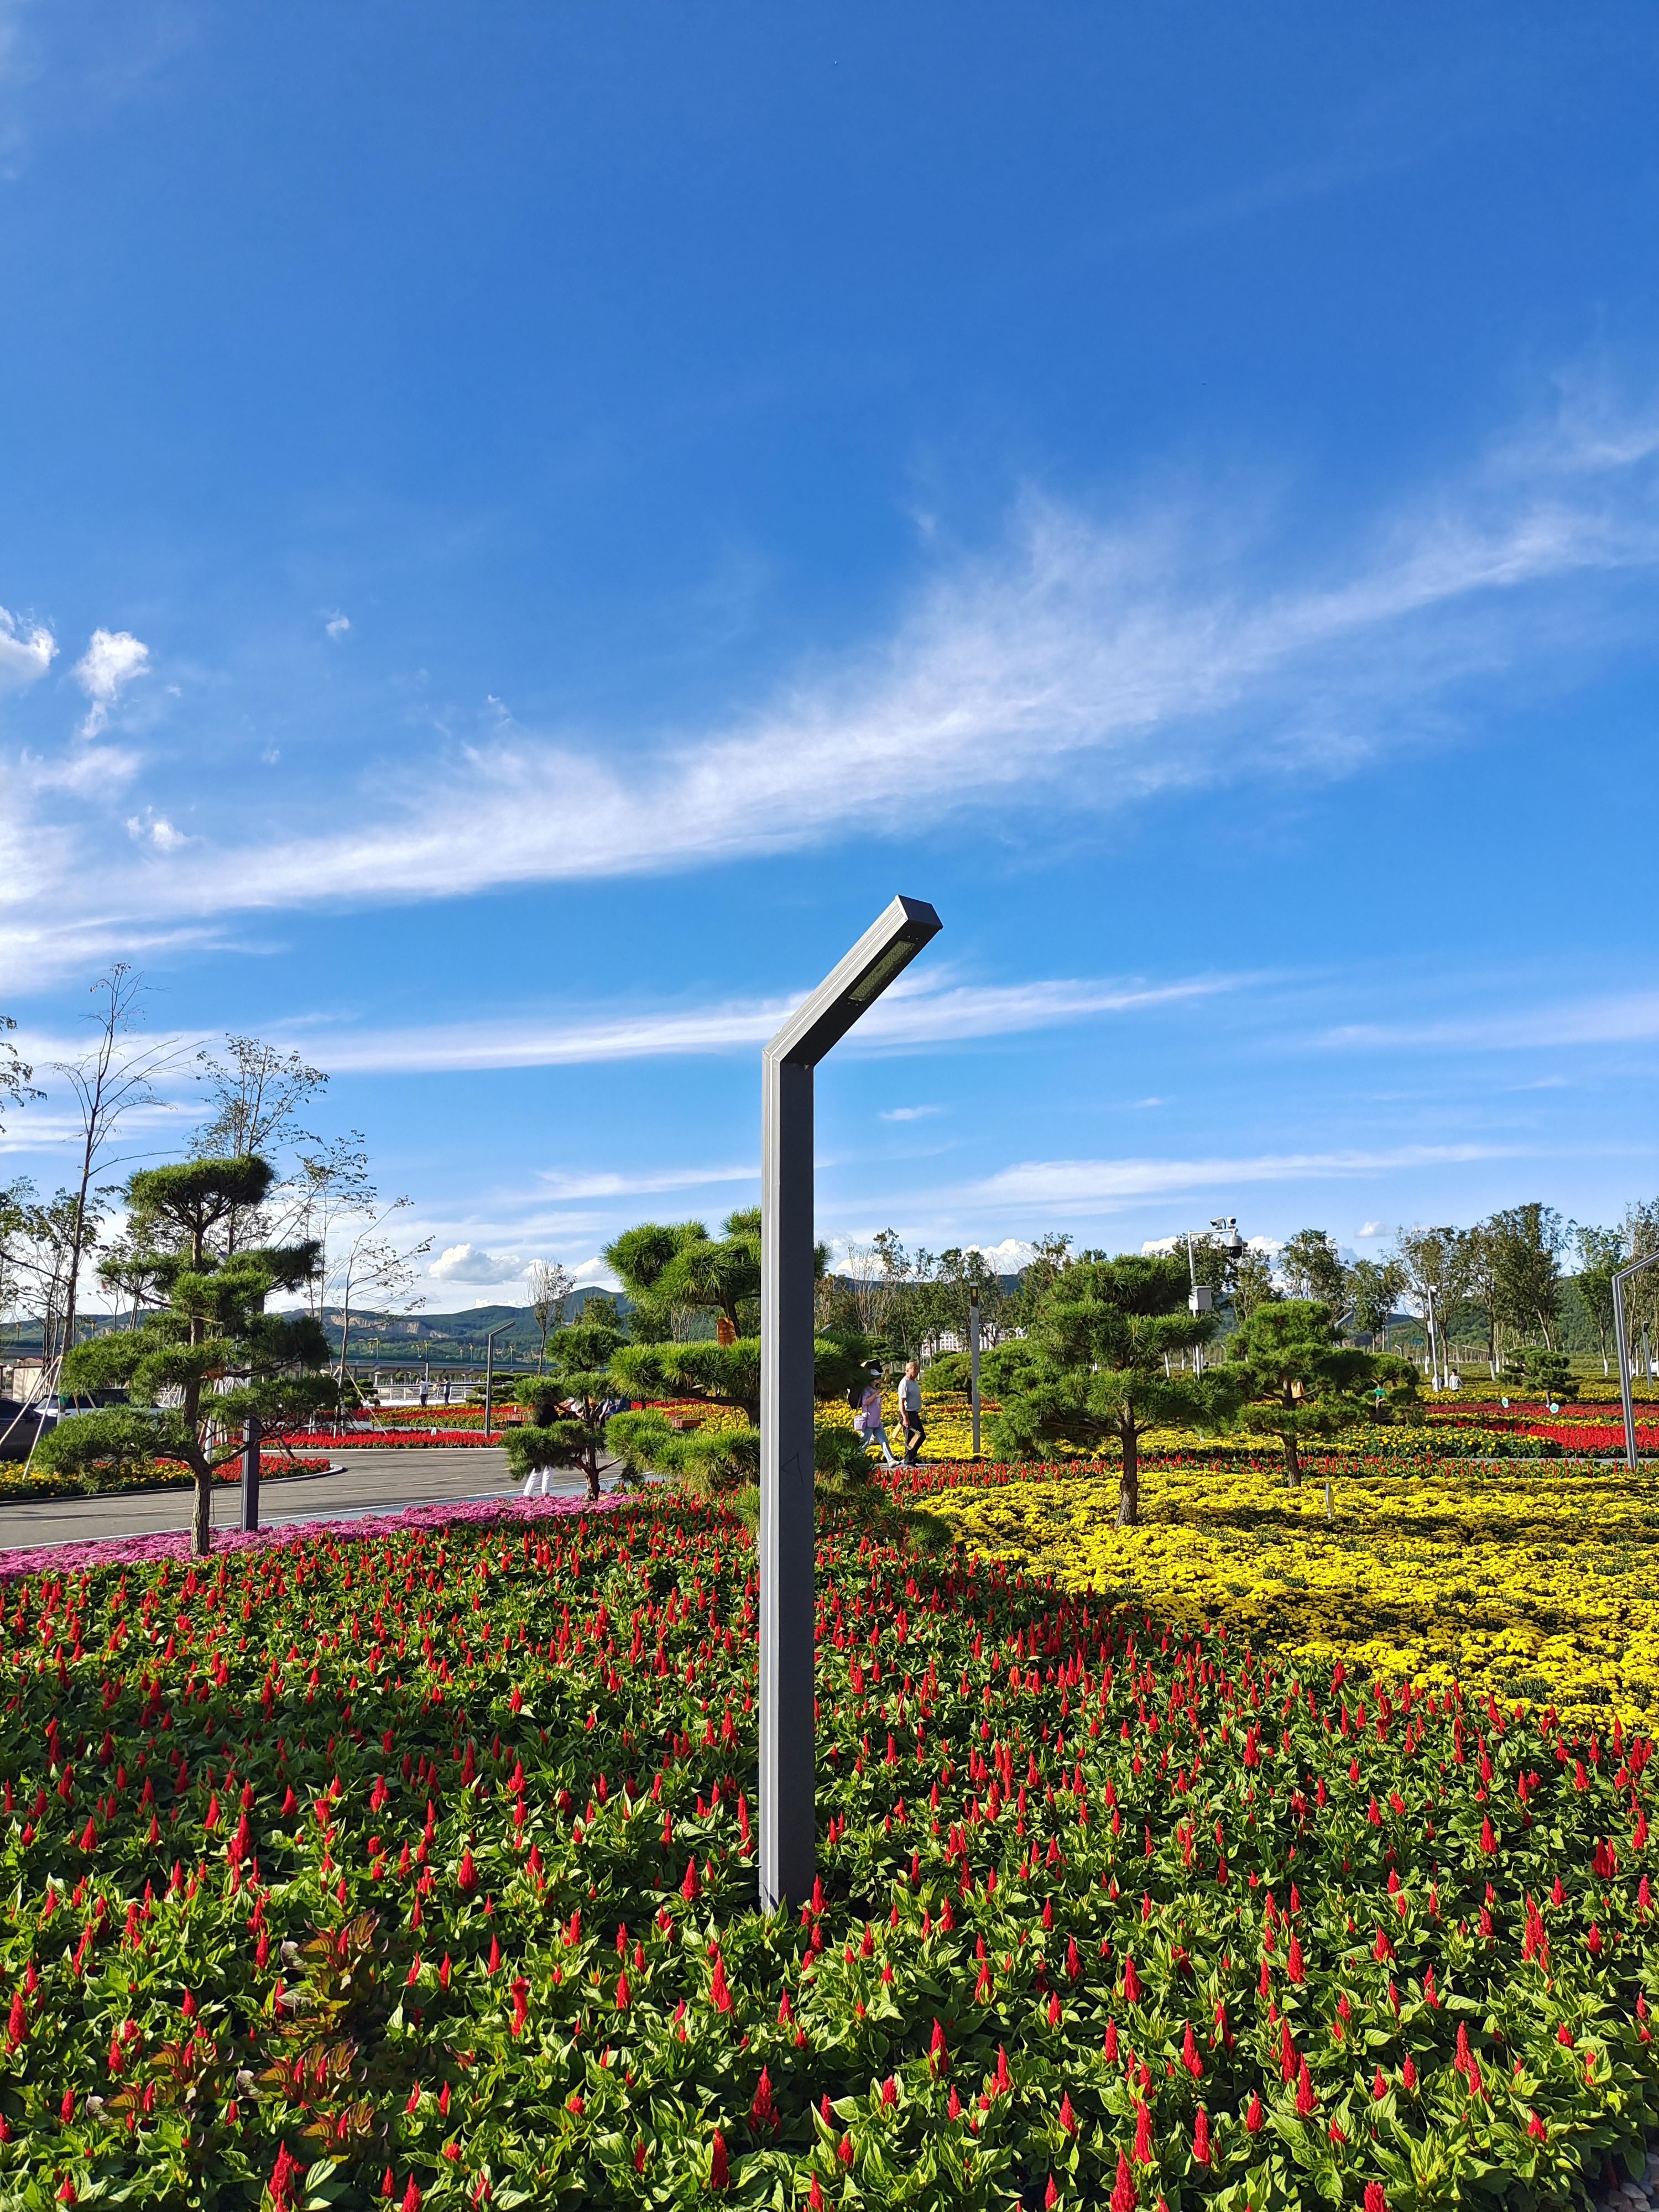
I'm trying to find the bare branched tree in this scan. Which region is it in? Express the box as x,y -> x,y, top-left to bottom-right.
526,1258 -> 575,1371
291,1134 -> 432,1398
47,966 -> 191,1363
0,1016 -> 43,1135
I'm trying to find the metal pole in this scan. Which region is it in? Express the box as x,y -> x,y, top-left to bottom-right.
241,1415 -> 261,1533
1613,1255 -> 1659,1473
759,895 -> 942,1913
483,1321 -> 511,1437
969,1299 -> 981,1459
760,1053 -> 816,1911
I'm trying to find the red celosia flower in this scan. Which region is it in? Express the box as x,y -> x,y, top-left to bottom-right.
1296,2058 -> 1317,2116
1110,2150 -> 1138,2212
1192,2107 -> 1210,2166
750,2067 -> 777,2129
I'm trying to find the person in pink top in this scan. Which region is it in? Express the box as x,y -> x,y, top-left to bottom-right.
855,1375 -> 898,1467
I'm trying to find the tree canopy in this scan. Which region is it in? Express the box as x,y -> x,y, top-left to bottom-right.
504,1319 -> 623,1503
44,1153 -> 334,1553
989,1252 -> 1224,1527
1225,1298 -> 1413,1485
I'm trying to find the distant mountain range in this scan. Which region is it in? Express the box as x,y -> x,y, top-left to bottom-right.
0,1286 -> 630,1370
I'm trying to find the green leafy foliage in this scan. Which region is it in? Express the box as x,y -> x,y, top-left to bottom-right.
54,1153 -> 334,1554
990,1255 -> 1225,1525
502,1322 -> 623,1503
1225,1302 -> 1413,1486
2,1492 -> 1656,2208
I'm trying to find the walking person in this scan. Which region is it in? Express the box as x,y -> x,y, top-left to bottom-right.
855,1374 -> 898,1468
898,1359 -> 926,1467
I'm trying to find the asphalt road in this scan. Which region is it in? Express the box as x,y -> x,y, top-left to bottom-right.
0,1446 -> 614,1554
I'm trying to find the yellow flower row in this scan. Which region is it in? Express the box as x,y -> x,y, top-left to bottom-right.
930,1458 -> 1659,1729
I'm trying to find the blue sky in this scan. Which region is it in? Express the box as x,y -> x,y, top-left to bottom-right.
2,2 -> 1657,1302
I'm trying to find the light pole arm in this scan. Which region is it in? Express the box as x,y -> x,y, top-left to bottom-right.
1613,1254 -> 1659,1473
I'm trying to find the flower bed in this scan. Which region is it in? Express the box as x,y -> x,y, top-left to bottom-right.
930,1458 -> 1659,1728
1,1487 -> 1656,2206
284,1431 -> 513,1451
1425,1381 -> 1659,1408
0,1454 -> 334,1505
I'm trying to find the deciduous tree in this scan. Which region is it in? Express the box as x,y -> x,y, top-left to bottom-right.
1279,1228 -> 1348,1312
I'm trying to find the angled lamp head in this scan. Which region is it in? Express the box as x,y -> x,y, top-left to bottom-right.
766,895 -> 943,1069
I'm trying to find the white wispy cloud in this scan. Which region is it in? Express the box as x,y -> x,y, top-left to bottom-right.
881,1104 -> 943,1122
18,743 -> 141,796
73,627 -> 149,736
967,1142 -> 1519,1215
1321,989 -> 1659,1053
535,1164 -> 757,1201
0,603 -> 54,690
124,810 -> 186,852
272,971 -> 1240,1076
5,379 -> 1659,982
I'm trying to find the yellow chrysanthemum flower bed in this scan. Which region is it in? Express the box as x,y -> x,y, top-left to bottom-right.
930,1457 -> 1659,1729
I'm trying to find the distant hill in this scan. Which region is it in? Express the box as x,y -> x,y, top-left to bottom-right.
1,1287 -> 631,1371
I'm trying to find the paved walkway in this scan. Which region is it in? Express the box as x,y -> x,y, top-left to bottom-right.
0,1447 -> 615,1554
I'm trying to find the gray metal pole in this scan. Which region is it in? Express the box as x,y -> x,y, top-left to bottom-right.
760,1053 -> 817,1910
759,896 -> 942,1913
241,1414 -> 261,1533
969,1299 -> 981,1459
483,1321 -> 510,1437
1613,1255 -> 1659,1473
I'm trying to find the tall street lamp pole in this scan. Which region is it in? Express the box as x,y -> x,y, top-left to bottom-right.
760,895 -> 942,1913
969,1299 -> 982,1459
1613,1253 -> 1659,1472
482,1320 -> 514,1439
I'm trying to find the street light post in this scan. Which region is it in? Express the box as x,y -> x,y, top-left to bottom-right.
969,1300 -> 982,1459
760,895 -> 942,1913
1613,1254 -> 1659,1472
482,1321 -> 513,1439
1176,1219 -> 1244,1375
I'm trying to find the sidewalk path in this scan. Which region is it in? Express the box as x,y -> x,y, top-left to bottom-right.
0,1446 -> 615,1553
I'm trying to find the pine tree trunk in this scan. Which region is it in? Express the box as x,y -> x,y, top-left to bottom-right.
1117,1423 -> 1140,1527
191,1464 -> 212,1556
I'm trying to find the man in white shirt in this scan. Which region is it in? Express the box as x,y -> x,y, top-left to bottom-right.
898,1360 -> 925,1467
